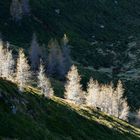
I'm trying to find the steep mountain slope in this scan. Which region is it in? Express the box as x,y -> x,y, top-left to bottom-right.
0,79 -> 140,140
0,0 -> 140,104
1,0 -> 140,67
0,0 -> 140,133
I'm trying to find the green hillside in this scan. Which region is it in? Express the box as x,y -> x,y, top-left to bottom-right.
0,79 -> 140,140
1,0 -> 140,110
0,1 -> 140,139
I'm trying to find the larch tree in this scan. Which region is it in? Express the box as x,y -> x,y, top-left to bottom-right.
100,84 -> 114,114
135,109 -> 140,126
86,78 -> 100,107
2,43 -> 15,80
29,33 -> 41,71
10,0 -> 22,22
16,48 -> 31,92
107,83 -> 114,115
0,40 -> 6,77
64,65 -> 85,104
61,34 -> 72,76
48,36 -> 72,79
48,39 -> 64,78
97,85 -> 108,112
57,49 -> 65,78
38,62 -> 54,98
21,0 -> 30,15
113,80 -> 129,121
119,98 -> 130,121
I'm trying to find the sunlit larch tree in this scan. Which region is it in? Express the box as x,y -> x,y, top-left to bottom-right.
10,0 -> 22,22
64,65 -> 85,104
21,0 -> 30,15
86,78 -> 100,107
113,80 -> 129,121
29,33 -> 41,71
119,98 -> 130,121
38,62 -> 54,98
2,43 -> 15,80
16,48 -> 31,91
0,40 -> 6,77
100,84 -> 114,114
99,85 -> 107,112
107,83 -> 114,115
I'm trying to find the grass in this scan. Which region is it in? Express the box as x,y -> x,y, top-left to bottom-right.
0,79 -> 140,140
0,1 -> 140,134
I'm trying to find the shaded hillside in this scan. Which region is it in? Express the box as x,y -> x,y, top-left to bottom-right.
1,0 -> 140,67
0,79 -> 140,140
0,0 -> 140,131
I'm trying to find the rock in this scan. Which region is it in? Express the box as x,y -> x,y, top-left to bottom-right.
100,25 -> 105,28
11,105 -> 17,114
128,41 -> 136,48
109,43 -> 114,47
55,9 -> 60,14
90,41 -> 98,45
128,35 -> 134,39
114,0 -> 118,4
92,35 -> 95,38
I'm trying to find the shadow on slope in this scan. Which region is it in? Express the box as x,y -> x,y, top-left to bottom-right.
0,79 -> 139,140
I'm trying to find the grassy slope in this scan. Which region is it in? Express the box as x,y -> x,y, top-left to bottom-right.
0,0 -> 140,125
0,79 -> 140,140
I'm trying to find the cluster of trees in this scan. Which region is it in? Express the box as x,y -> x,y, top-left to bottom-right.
65,65 -> 129,121
0,34 -> 139,122
10,0 -> 30,22
0,33 -> 71,96
47,34 -> 72,78
4,0 -> 140,126
87,79 -> 129,120
29,34 -> 72,79
0,39 -> 54,98
16,47 -> 54,98
0,40 -> 31,92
